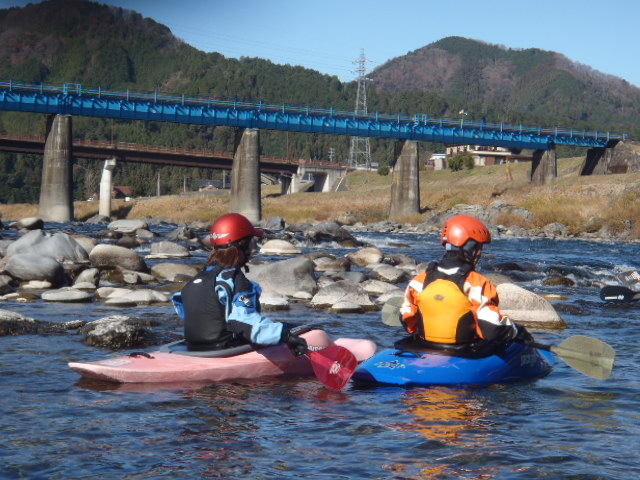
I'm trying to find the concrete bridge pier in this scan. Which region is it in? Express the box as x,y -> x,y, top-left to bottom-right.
99,158 -> 117,217
579,141 -> 640,175
389,140 -> 420,220
39,114 -> 74,222
289,173 -> 300,193
280,173 -> 301,195
580,147 -> 608,175
280,174 -> 291,195
230,128 -> 261,222
530,147 -> 558,185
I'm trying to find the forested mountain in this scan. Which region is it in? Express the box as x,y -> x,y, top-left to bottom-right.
371,36 -> 640,133
0,0 -> 637,203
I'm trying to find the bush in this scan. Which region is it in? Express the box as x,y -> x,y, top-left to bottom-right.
464,155 -> 475,170
448,156 -> 463,171
448,154 -> 474,172
377,165 -> 390,176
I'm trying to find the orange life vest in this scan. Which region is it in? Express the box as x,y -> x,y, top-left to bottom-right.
416,275 -> 479,345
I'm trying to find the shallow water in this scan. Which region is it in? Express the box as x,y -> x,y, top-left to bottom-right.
1,226 -> 639,479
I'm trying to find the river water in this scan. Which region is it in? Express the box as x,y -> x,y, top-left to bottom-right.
1,224 -> 639,479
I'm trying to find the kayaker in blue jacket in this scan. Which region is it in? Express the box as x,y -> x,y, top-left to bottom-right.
172,213 -> 308,355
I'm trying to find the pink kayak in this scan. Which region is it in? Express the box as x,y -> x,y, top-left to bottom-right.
68,329 -> 376,384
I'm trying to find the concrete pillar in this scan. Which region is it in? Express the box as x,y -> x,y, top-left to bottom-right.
280,174 -> 292,195
39,115 -> 74,222
325,170 -> 342,192
99,158 -> 117,217
389,140 -> 420,220
315,173 -> 329,192
580,147 -> 607,175
230,128 -> 261,222
530,148 -> 557,185
290,172 -> 301,193
580,141 -> 640,175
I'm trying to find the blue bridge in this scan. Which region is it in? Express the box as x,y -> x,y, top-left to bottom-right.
0,80 -> 628,150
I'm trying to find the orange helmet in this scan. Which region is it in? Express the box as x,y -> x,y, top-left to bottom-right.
210,213 -> 263,247
441,215 -> 491,248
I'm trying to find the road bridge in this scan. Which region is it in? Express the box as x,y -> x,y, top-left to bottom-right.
0,132 -> 343,175
0,80 -> 630,222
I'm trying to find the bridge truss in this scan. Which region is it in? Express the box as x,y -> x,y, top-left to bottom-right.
0,80 -> 628,151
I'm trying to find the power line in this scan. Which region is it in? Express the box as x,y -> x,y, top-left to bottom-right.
167,23 -> 356,77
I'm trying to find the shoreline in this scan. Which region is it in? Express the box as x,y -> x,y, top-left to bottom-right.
2,157 -> 640,241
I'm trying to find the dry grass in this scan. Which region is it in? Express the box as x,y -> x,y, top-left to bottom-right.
3,156 -> 640,238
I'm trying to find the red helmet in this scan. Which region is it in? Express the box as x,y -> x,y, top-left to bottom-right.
441,215 -> 491,248
210,213 -> 263,247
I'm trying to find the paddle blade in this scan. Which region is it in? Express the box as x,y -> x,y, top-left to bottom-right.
551,335 -> 616,380
382,296 -> 404,326
599,285 -> 640,303
616,269 -> 640,286
308,345 -> 358,392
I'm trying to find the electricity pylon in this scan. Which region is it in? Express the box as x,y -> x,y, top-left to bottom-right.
349,49 -> 372,169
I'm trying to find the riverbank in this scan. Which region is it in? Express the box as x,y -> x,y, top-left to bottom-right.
2,156 -> 640,239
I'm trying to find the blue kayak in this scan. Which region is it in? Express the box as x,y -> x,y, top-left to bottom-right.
352,340 -> 555,387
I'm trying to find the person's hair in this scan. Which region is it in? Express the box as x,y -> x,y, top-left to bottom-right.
207,236 -> 252,268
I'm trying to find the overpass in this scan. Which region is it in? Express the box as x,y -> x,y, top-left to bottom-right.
0,80 -> 630,222
0,132 -> 345,177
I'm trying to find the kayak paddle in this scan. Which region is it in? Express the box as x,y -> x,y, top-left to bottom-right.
307,345 -> 358,392
599,285 -> 640,303
381,296 -> 404,326
616,269 -> 640,286
380,297 -> 615,380
526,336 -> 615,380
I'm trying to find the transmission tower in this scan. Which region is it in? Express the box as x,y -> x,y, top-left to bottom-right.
349,49 -> 372,169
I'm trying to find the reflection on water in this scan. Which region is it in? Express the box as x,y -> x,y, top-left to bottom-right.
384,387 -> 499,479
393,387 -> 489,446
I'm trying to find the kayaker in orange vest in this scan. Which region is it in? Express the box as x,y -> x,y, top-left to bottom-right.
400,215 -> 525,351
172,213 -> 308,355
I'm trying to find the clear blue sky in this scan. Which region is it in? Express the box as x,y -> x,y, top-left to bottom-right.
2,0 -> 639,88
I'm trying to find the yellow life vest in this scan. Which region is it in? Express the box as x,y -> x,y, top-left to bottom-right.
416,278 -> 477,344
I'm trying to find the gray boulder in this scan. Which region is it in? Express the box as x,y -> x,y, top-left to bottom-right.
1,253 -> 65,286
368,264 -> 408,284
42,287 -> 95,303
6,230 -> 89,263
0,274 -> 16,295
89,244 -> 148,272
15,217 -> 44,230
259,239 -> 302,255
151,263 -> 199,282
108,219 -> 149,234
0,309 -> 58,335
104,289 -> 169,306
78,314 -> 159,348
310,279 -> 376,312
305,221 -> 364,247
74,268 -> 100,288
246,257 -> 317,297
496,282 -> 567,329
361,279 -> 401,296
347,247 -> 384,266
148,241 -> 190,258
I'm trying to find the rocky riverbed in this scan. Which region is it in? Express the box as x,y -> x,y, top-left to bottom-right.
0,201 -> 589,351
